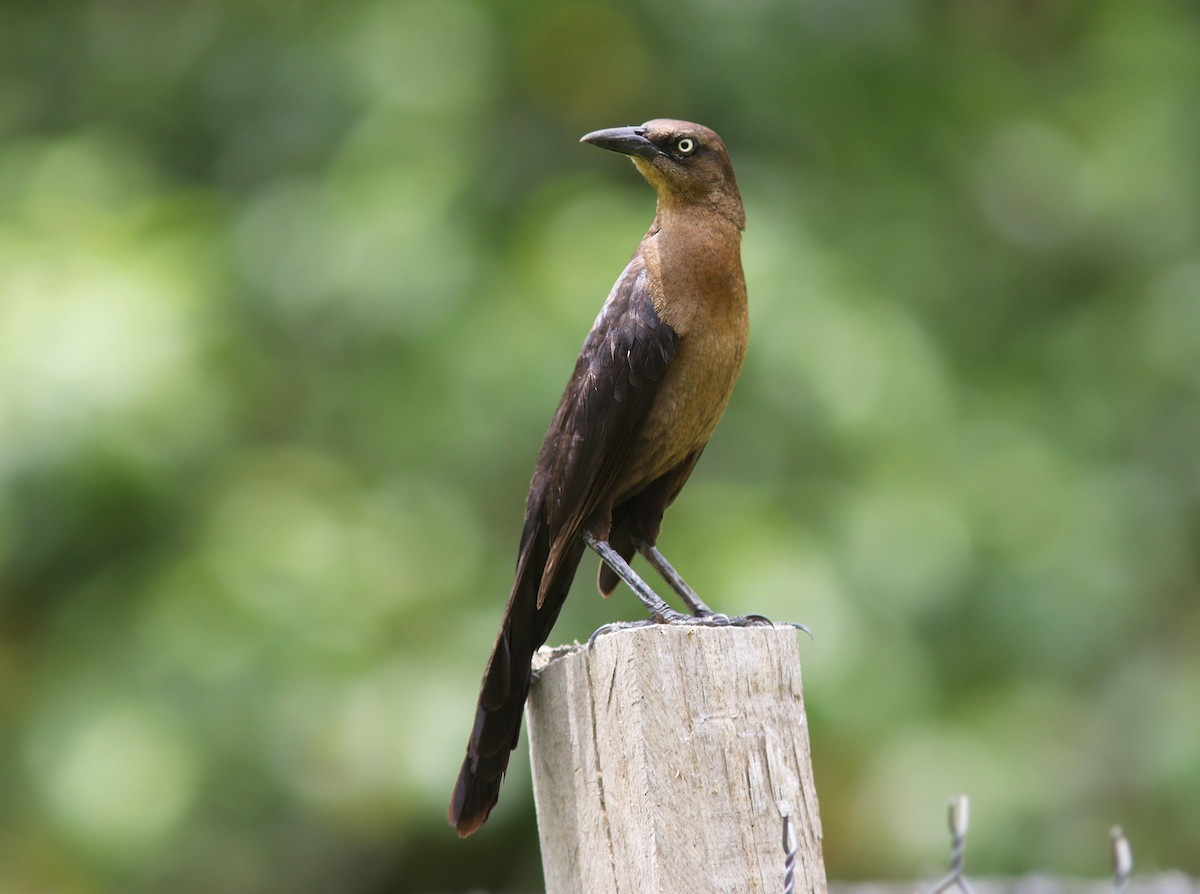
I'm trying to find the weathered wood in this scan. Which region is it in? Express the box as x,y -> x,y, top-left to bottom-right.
527,624 -> 827,894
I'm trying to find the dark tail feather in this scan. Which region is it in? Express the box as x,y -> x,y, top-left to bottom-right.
449,526 -> 583,837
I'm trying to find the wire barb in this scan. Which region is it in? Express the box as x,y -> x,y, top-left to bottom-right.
781,809 -> 798,894
1110,826 -> 1133,894
928,795 -> 976,894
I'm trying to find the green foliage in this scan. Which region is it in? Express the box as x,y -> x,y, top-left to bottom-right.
1,0 -> 1197,890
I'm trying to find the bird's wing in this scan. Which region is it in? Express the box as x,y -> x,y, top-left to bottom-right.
450,256 -> 674,833
527,251 -> 678,604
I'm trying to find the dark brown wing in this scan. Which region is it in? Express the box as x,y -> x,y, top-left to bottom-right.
448,248 -> 678,836
529,251 -> 679,603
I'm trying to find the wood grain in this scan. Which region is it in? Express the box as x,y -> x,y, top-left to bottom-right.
528,624 -> 827,894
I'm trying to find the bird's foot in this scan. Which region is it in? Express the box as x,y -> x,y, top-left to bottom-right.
685,610 -> 814,638
587,618 -> 657,646
587,610 -> 810,647
679,609 -> 813,635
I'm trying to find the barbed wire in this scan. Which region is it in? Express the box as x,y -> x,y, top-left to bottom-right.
781,807 -> 798,894
929,795 -> 976,894
1111,825 -> 1133,894
917,795 -> 1136,894
775,792 -> 1136,894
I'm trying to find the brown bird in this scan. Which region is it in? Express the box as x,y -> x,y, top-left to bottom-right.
450,119 -> 757,837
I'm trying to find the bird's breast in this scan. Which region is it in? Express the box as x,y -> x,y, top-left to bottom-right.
621,274 -> 748,494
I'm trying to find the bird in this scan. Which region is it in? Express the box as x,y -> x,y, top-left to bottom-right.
449,118 -> 756,837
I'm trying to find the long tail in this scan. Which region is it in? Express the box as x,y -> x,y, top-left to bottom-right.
448,522 -> 584,837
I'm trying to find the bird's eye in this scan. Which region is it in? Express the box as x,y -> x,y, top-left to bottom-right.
675,137 -> 696,156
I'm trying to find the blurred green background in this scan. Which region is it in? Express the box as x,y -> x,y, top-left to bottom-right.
2,0 -> 1198,891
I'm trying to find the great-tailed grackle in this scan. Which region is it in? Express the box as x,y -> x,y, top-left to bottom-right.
450,119 -> 756,837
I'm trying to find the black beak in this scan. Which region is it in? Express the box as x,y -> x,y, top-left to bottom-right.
580,125 -> 660,160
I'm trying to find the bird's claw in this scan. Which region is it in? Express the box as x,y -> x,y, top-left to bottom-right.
588,611 -> 811,647
691,610 -> 730,624
587,619 -> 656,647
788,620 -> 815,639
687,611 -> 815,638
717,612 -> 814,638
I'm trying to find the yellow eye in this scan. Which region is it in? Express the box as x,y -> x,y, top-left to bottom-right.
676,138 -> 695,155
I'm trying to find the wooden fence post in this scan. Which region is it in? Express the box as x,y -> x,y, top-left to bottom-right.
527,624 -> 827,894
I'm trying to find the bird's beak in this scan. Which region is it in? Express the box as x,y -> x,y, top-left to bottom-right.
580,126 -> 660,160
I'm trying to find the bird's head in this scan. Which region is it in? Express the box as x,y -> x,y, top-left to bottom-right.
581,119 -> 744,230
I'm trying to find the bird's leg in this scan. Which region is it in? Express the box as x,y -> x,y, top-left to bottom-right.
582,532 -> 690,623
583,532 -> 789,646
630,537 -> 813,639
633,540 -> 715,617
